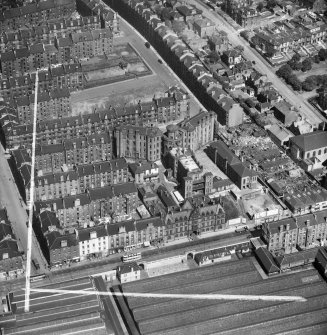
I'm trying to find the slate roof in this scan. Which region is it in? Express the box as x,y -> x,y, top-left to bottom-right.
46,231 -> 78,250
255,247 -> 279,274
39,210 -> 61,234
12,149 -> 31,168
0,239 -> 21,260
0,222 -> 13,241
266,217 -> 297,235
1,51 -> 15,62
210,140 -> 241,166
57,36 -> 73,47
63,194 -> 90,209
290,131 -> 327,152
129,162 -> 158,175
30,43 -> 45,54
15,48 -> 30,59
157,185 -> 176,208
275,248 -> 319,267
76,225 -> 107,242
117,262 -> 141,274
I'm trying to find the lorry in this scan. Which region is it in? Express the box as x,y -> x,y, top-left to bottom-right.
235,225 -> 249,233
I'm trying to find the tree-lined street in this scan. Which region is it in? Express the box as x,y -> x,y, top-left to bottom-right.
190,0 -> 326,126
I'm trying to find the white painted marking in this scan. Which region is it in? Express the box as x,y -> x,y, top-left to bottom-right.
56,325 -> 106,335
16,288 -> 95,306
17,303 -> 99,323
12,316 -> 100,335
29,288 -> 307,303
24,71 -> 39,313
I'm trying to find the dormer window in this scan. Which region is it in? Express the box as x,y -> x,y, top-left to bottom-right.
61,240 -> 67,247
90,231 -> 97,239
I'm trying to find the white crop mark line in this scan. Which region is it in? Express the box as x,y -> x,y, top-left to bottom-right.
29,288 -> 307,302
24,71 -> 39,312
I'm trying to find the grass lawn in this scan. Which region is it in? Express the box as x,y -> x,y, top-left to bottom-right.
296,61 -> 327,81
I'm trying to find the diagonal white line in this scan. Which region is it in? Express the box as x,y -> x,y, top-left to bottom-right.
29,288 -> 307,302
24,71 -> 39,312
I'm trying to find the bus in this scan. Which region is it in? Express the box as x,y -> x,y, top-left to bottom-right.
122,253 -> 141,263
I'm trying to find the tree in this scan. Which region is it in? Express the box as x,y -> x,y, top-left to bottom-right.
313,0 -> 327,13
161,7 -> 171,21
288,60 -> 302,71
313,54 -> 321,64
301,58 -> 312,72
287,74 -> 302,91
257,2 -> 264,11
302,77 -> 316,91
266,0 -> 277,8
235,45 -> 244,53
276,64 -> 292,78
207,50 -> 220,63
318,48 -> 327,61
172,21 -> 186,35
291,54 -> 301,63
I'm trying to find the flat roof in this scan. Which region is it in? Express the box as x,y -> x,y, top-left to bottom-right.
179,155 -> 200,172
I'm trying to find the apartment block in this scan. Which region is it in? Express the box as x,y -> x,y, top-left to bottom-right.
2,88 -> 190,149
0,0 -> 76,31
163,111 -> 216,154
35,182 -> 139,226
14,89 -> 72,124
33,132 -> 112,173
115,125 -> 162,162
262,210 -> 327,255
75,224 -> 109,260
207,140 -> 258,190
46,231 -> 79,266
77,158 -> 128,192
107,216 -> 165,251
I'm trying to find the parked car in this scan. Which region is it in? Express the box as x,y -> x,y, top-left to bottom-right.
158,59 -> 163,64
145,42 -> 150,48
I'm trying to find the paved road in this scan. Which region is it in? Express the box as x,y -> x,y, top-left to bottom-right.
189,0 -> 326,126
0,145 -> 47,274
0,230 -> 249,294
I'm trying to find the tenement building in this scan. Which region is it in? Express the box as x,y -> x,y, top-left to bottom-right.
35,182 -> 139,226
262,210 -> 327,255
162,111 -> 216,154
115,125 -> 162,162
34,132 -> 112,173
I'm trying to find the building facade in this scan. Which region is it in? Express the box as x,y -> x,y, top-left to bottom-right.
115,125 -> 162,162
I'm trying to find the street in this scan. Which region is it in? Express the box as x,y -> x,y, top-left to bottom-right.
0,228 -> 249,294
0,144 -> 47,273
189,0 -> 326,126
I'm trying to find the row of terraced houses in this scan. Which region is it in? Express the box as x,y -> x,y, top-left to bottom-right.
39,193 -> 226,266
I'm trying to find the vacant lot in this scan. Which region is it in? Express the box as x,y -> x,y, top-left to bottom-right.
71,74 -> 168,115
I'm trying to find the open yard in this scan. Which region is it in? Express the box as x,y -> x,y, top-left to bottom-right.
296,61 -> 327,81
220,195 -> 241,221
242,193 -> 280,216
71,74 -> 168,115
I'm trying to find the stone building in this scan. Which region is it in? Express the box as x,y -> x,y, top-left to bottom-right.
115,125 -> 162,162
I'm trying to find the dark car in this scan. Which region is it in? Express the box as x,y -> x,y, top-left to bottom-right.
145,42 -> 150,48
158,59 -> 163,64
